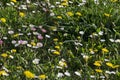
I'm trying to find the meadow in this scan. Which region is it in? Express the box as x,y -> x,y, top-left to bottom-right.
0,0 -> 120,80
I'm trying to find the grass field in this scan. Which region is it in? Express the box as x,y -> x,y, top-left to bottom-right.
0,0 -> 120,80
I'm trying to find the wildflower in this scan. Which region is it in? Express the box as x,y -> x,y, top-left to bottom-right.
32,58 -> 40,64
104,13 -> 111,17
57,16 -> 62,19
31,42 -> 36,46
93,61 -> 102,67
13,33 -> 19,37
74,71 -> 81,76
106,62 -> 113,68
57,72 -> 64,78
0,70 -> 9,76
39,74 -> 46,79
37,35 -> 43,40
59,59 -> 67,68
11,0 -> 17,3
53,51 -> 60,55
55,46 -> 60,50
102,48 -> 109,53
19,12 -> 25,17
1,53 -> 8,58
83,55 -> 89,62
0,40 -> 3,45
95,69 -> 103,73
111,0 -> 118,2
64,71 -> 71,76
66,12 -> 74,16
0,18 -> 6,23
24,70 -> 35,78
59,42 -> 63,45
36,42 -> 43,47
75,12 -> 82,16
8,30 -> 14,34
41,28 -> 47,33
112,65 -> 119,68
53,38 -> 58,42
11,49 -> 16,53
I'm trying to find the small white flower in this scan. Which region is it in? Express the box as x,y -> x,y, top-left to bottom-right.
110,71 -> 116,74
56,2 -> 60,5
115,39 -> 120,43
11,40 -> 16,44
9,55 -> 14,59
98,31 -> 103,35
27,44 -> 32,47
74,71 -> 81,76
36,42 -> 43,47
57,72 -> 64,78
45,34 -> 51,38
109,39 -> 114,42
100,39 -> 105,42
32,58 -> 40,64
3,37 -> 7,40
100,76 -> 105,79
90,75 -> 96,78
64,71 -> 71,77
79,31 -> 84,35
50,12 -> 55,16
8,30 -> 14,34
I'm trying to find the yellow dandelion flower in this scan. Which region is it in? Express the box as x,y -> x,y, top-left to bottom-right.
66,12 -> 74,17
95,69 -> 103,73
0,70 -> 8,76
19,12 -> 25,17
104,13 -> 111,17
31,42 -> 36,46
61,2 -> 68,6
39,74 -> 46,79
93,61 -> 102,67
0,18 -> 6,23
53,51 -> 60,55
11,0 -> 17,3
55,46 -> 60,50
11,49 -> 16,53
53,38 -> 58,42
75,12 -> 82,16
106,62 -> 114,68
59,42 -> 63,45
1,53 -> 8,58
102,48 -> 109,53
13,33 -> 19,37
57,16 -> 62,19
59,60 -> 67,68
24,71 -> 35,78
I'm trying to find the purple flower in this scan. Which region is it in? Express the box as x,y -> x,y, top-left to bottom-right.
0,40 -> 3,45
37,35 -> 43,40
41,28 -> 47,33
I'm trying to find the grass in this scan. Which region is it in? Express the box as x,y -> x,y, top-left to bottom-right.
0,0 -> 120,80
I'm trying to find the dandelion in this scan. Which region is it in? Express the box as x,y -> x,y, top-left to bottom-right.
31,42 -> 36,46
39,74 -> 46,79
1,53 -> 8,58
66,12 -> 74,16
104,13 -> 111,17
11,0 -> 17,3
19,12 -> 25,17
13,33 -> 19,37
0,18 -> 6,23
106,62 -> 113,68
24,70 -> 35,78
112,65 -> 119,68
53,38 -> 58,42
11,49 -> 16,53
53,51 -> 60,55
0,70 -> 9,76
95,69 -> 103,73
102,48 -> 109,53
57,16 -> 62,19
93,61 -> 102,67
75,12 -> 82,16
55,46 -> 60,50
